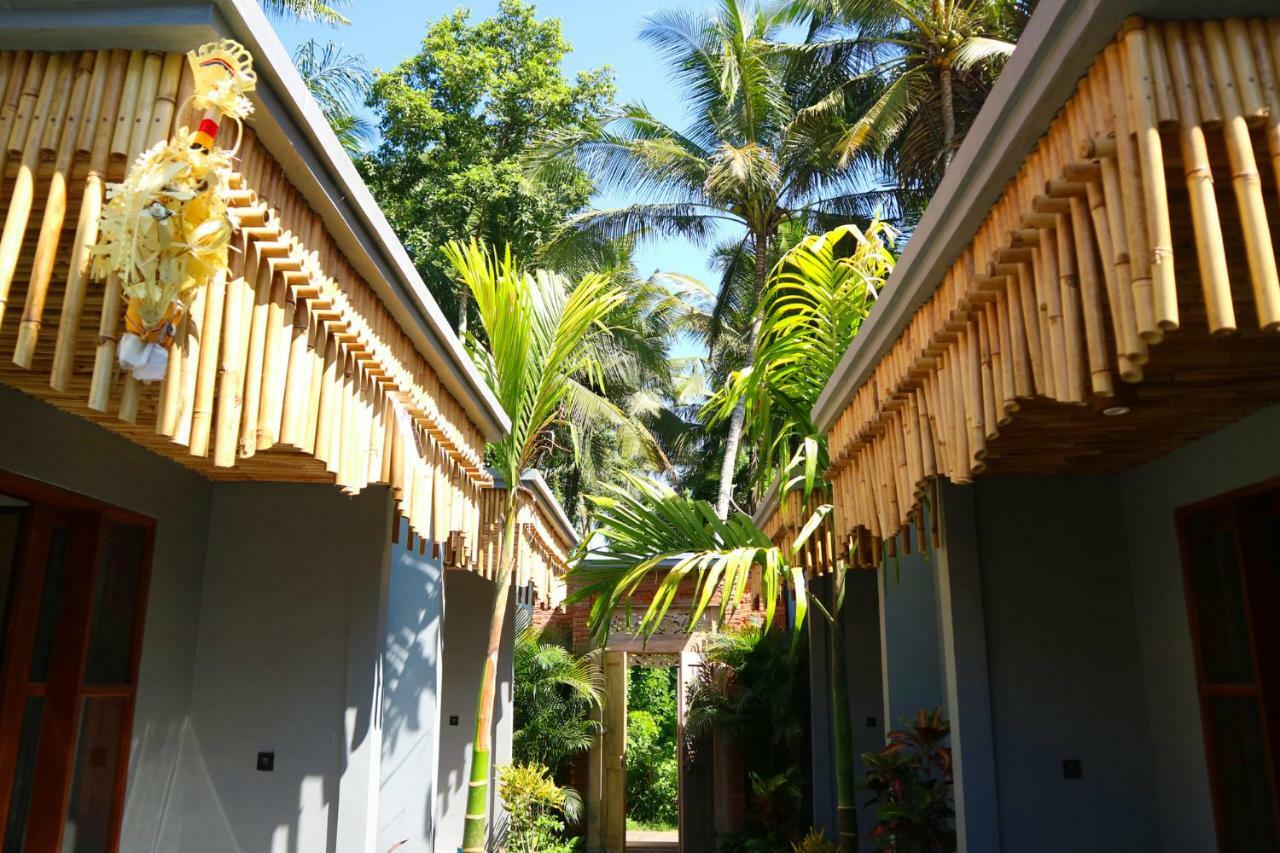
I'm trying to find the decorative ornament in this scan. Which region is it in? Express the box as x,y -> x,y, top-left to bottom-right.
92,40 -> 256,382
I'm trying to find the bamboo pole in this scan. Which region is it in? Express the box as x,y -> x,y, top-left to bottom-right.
51,49 -> 124,392
1068,196 -> 1114,396
1202,21 -> 1280,330
1163,22 -> 1235,335
1054,212 -> 1085,403
14,52 -> 94,368
189,270 -> 226,456
1122,19 -> 1178,332
0,52 -> 56,332
0,52 -> 31,180
214,274 -> 253,467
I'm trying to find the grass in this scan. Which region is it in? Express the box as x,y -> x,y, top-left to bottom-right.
627,818 -> 678,833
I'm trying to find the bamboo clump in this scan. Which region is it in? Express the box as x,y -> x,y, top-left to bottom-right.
0,47 -> 499,576
783,16 -> 1280,571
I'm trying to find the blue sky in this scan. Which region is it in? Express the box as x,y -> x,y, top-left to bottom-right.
272,0 -> 737,346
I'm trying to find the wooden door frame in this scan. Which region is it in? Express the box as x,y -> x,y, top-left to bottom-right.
0,470 -> 156,853
1176,477 -> 1280,850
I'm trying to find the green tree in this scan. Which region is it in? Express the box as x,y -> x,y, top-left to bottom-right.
535,0 -> 890,520
260,0 -> 349,25
291,39 -> 374,155
789,0 -> 1031,194
513,614 -> 604,777
442,238 -> 627,852
363,0 -> 614,333
626,667 -> 679,827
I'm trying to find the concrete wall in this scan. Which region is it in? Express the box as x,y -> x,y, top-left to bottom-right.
156,482 -> 392,853
877,539 -> 946,728
1118,403 -> 1280,851
379,530 -> 446,853
435,569 -> 514,852
0,388 -> 213,852
972,475 -> 1158,852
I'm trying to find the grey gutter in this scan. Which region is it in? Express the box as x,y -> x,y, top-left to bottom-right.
752,479 -> 780,528
487,468 -> 579,548
0,0 -> 511,442
810,0 -> 1277,433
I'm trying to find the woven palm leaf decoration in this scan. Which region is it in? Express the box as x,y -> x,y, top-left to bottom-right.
92,40 -> 256,381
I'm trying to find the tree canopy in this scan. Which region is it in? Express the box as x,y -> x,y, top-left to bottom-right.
361,0 -> 615,330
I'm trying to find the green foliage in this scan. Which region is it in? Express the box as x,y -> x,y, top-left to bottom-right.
861,708 -> 956,853
512,615 -> 603,777
626,668 -> 679,828
571,474 -> 803,647
292,39 -> 373,155
498,763 -> 580,853
707,221 -> 896,499
792,829 -> 841,853
362,0 -> 614,328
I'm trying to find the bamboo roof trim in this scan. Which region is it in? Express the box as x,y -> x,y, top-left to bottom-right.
0,48 -> 495,565
821,17 -> 1280,567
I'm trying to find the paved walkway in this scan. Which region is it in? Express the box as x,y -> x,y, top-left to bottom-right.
625,829 -> 679,851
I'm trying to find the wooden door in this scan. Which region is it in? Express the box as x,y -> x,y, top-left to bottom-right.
1179,483 -> 1280,853
0,475 -> 152,853
602,651 -> 628,852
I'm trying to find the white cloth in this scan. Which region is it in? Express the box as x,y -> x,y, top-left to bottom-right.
118,333 -> 170,382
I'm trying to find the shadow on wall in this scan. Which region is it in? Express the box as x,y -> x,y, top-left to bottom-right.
380,534 -> 447,852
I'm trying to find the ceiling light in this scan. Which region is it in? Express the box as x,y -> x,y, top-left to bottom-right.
1102,405 -> 1131,417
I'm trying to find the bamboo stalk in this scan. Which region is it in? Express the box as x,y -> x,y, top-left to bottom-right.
1202,20 -> 1280,330
88,275 -> 123,412
0,52 -> 28,179
189,270 -> 226,457
110,51 -> 143,159
1054,212 -> 1085,403
214,274 -> 253,467
1163,22 -> 1235,335
14,52 -> 94,368
1104,43 -> 1160,343
52,49 -> 123,392
1122,19 -> 1178,331
1067,197 -> 1114,397
0,52 -> 57,332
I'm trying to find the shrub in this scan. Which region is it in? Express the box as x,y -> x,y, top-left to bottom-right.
791,829 -> 840,853
861,707 -> 956,853
498,762 -> 580,853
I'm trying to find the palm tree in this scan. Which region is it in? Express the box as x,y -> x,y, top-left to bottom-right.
790,0 -> 1029,193
260,0 -> 351,25
291,39 -> 374,155
705,220 -> 895,498
534,0 -> 890,520
512,612 -> 604,776
441,239 -> 626,852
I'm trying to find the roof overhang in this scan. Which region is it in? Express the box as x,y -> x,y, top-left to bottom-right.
0,0 -> 510,442
811,0 -> 1280,434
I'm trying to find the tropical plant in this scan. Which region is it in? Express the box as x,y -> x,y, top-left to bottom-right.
793,829 -> 841,853
292,39 -> 374,155
512,613 -> 603,777
789,0 -> 1031,195
706,221 -> 894,499
498,762 -> 581,853
362,0 -> 614,332
861,708 -> 956,853
535,0 -> 893,519
259,0 -> 349,25
443,238 -> 628,852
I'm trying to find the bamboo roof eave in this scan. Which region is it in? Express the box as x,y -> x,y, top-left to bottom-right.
0,0 -> 511,444
810,0 -> 1279,435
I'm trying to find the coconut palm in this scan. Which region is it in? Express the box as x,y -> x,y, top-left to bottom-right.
789,0 -> 1030,193
441,238 -> 630,852
291,39 -> 374,155
534,0 -> 891,520
260,0 -> 350,25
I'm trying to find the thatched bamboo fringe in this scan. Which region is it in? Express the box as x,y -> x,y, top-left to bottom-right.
0,49 -> 499,574
817,16 -> 1280,569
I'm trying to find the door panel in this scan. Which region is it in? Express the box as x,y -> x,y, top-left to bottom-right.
0,476 -> 152,853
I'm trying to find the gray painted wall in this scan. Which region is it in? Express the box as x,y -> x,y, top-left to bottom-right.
973,475 -> 1158,852
157,482 -> 392,853
1118,403 -> 1280,851
878,541 -> 946,728
435,569 -> 515,852
0,388 -> 213,852
380,530 -> 447,853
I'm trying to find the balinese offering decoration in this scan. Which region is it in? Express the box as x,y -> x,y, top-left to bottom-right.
91,40 -> 256,381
